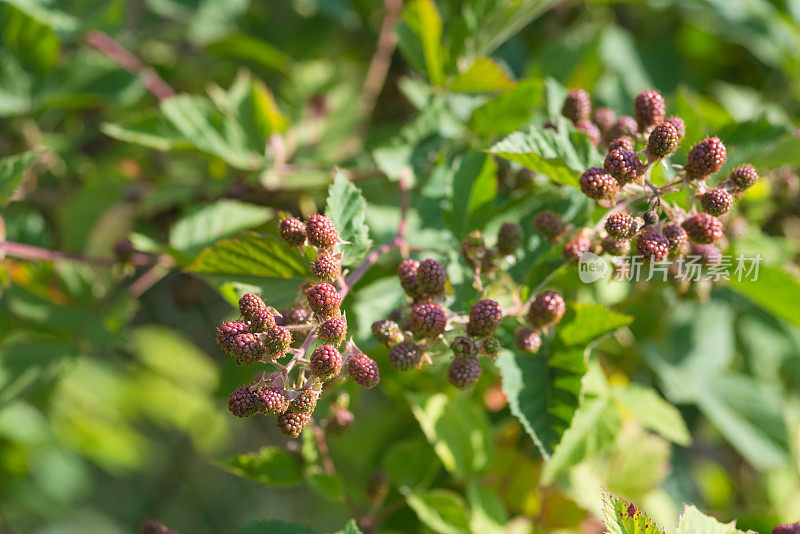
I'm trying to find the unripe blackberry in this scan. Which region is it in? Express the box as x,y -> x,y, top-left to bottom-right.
417,258 -> 447,294
397,259 -> 423,299
663,223 -> 688,253
309,344 -> 343,381
497,222 -> 523,255
728,164 -> 759,190
682,213 -> 724,244
279,217 -> 306,246
685,137 -> 726,180
447,357 -> 482,389
231,332 -> 265,365
249,309 -> 276,332
451,336 -> 476,358
372,319 -> 403,346
285,306 -> 311,325
701,188 -> 734,216
466,299 -> 503,337
277,409 -> 311,438
562,89 -> 591,122
527,291 -> 566,328
607,115 -> 637,141
306,283 -> 341,316
461,230 -> 486,266
228,386 -> 262,418
580,167 -> 619,201
604,149 -> 644,185
593,107 -> 616,134
665,116 -> 685,141
216,321 -> 249,353
576,120 -> 600,146
607,137 -> 634,152
256,386 -> 290,414
634,89 -> 666,132
772,522 -> 800,534
516,329 -> 542,354
533,210 -> 567,240
290,389 -> 319,414
605,212 -> 637,239
689,243 -> 723,266
643,210 -> 660,226
409,302 -> 447,337
327,407 -> 354,432
141,520 -> 175,534
636,231 -> 670,262
646,121 -> 679,158
264,325 -> 292,356
346,353 -> 380,388
563,232 -> 592,261
305,214 -> 338,249
601,238 -> 631,256
482,337 -> 502,357
239,293 -> 266,321
317,316 -> 348,346
387,340 -> 422,371
312,252 -> 341,281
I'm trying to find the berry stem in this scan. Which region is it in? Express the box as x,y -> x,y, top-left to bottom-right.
1,240 -> 170,267
359,0 -> 403,123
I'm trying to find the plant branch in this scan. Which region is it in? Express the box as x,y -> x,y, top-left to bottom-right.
1,240 -> 168,268
360,0 -> 403,123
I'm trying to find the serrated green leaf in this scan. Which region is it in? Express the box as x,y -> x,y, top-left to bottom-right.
187,232 -> 308,278
487,118 -> 601,188
406,489 -> 471,534
234,519 -> 320,534
469,79 -> 543,138
728,265 -> 800,328
444,150 -> 497,239
169,200 -> 272,255
676,505 -> 755,534
0,151 -> 37,205
601,489 -> 665,534
557,303 -> 633,347
222,447 -> 304,486
449,57 -> 515,93
325,170 -> 372,265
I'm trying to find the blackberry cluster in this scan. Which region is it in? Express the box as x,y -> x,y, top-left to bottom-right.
215,215 -> 380,439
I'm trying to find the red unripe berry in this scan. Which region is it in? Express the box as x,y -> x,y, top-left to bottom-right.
701,188 -> 734,216
593,107 -> 617,134
607,137 -> 634,152
447,357 -> 482,389
312,252 -> 341,281
563,232 -> 592,261
217,321 -> 249,354
607,115 -> 637,142
256,386 -> 290,414
290,389 -> 319,414
279,217 -> 307,246
604,149 -> 644,185
562,89 -> 591,122
665,116 -> 685,140
277,409 -> 311,438
239,293 -> 266,321
682,213 -> 724,244
516,329 -> 542,354
527,291 -> 566,328
663,223 -> 688,254
647,121 -> 679,158
264,325 -> 292,356
305,214 -> 338,249
249,309 -> 276,332
231,332 -> 264,365
497,222 -> 523,256
306,283 -> 341,316
601,238 -> 631,257
728,164 -> 759,190
533,211 -> 567,240
634,89 -> 666,132
347,353 -> 380,388
605,212 -> 637,239
397,259 -> 423,299
685,137 -> 727,180
417,258 -> 447,294
466,299 -> 503,337
309,344 -> 343,381
317,316 -> 348,346
228,386 -> 262,418
580,167 -> 619,201
636,231 -> 670,262
576,120 -> 600,146
409,303 -> 447,337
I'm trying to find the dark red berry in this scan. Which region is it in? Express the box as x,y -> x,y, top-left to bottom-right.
663,223 -> 688,253
417,258 -> 447,294
239,293 -> 266,321
701,188 -> 734,216
397,259 -> 423,299
601,238 -> 631,256
665,116 -> 685,140
516,329 -> 542,354
604,149 -> 644,185
409,302 -> 447,337
533,211 -> 567,240
728,164 -> 759,190
306,283 -> 341,316
290,389 -> 319,414
447,357 -> 482,389
141,520 -> 176,534
685,137 -> 726,180
228,386 -> 262,418
264,325 -> 292,356
387,340 -> 422,371
279,217 -> 306,246
466,299 -> 502,337
636,231 -> 670,262
217,321 -> 249,354
347,353 -> 380,388
256,386 -> 290,414
372,319 -> 402,346
605,212 -> 637,239
593,107 -> 616,134
607,115 -> 637,142
772,522 -> 800,534
327,407 -> 354,432
682,213 -> 724,244
634,89 -> 666,132
277,409 -> 311,438
305,214 -> 338,249
576,120 -> 600,146
689,243 -> 723,266
312,252 -> 341,281
231,332 -> 264,365
249,309 -> 276,332
563,232 -> 592,261
562,89 -> 591,122
309,344 -> 343,381
607,137 -> 634,152
497,222 -> 523,255
580,167 -> 619,201
317,316 -> 347,346
647,121 -> 679,158
451,336 -> 476,358
527,291 -> 566,328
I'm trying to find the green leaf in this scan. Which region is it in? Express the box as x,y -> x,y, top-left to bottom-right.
444,151 -> 497,239
0,151 -> 37,205
468,79 -> 543,138
716,118 -> 800,172
676,505 -> 755,534
403,0 -> 445,85
0,342 -> 76,408
382,438 -> 440,490
325,170 -> 372,265
333,519 -> 362,534
306,471 -> 344,503
601,489 -> 666,534
449,57 -> 515,93
728,265 -> 800,328
407,392 -> 492,480
406,489 -> 471,534
222,447 -> 304,486
487,118 -> 601,188
234,519 -> 320,534
613,385 -> 691,446
557,303 -> 633,347
169,200 -> 272,255
187,232 -> 309,278
466,483 -> 508,534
